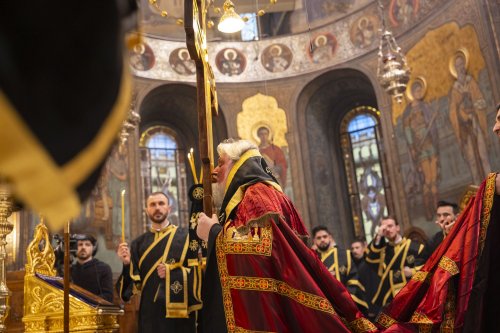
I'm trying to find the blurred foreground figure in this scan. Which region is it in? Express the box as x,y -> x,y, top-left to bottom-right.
0,0 -> 136,229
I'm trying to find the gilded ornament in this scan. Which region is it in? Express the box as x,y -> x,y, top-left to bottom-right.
170,281 -> 184,294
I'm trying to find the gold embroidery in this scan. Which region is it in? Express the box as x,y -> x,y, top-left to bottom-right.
438,256 -> 459,276
376,312 -> 397,328
216,225 -> 335,333
410,311 -> 433,324
228,276 -> 336,315
139,226 -> 175,269
347,317 -> 377,333
190,212 -> 200,230
223,224 -> 273,256
440,281 -> 456,332
479,173 -> 496,254
170,280 -> 183,294
189,240 -> 199,251
411,271 -> 431,283
406,255 -> 415,264
417,325 -> 432,333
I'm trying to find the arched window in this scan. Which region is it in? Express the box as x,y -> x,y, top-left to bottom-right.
340,106 -> 390,242
139,126 -> 188,228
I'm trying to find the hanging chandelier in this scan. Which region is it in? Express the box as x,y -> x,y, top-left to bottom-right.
376,0 -> 411,104
217,0 -> 245,33
147,0 -> 279,34
119,99 -> 141,147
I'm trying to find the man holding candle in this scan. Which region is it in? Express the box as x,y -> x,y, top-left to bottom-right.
116,192 -> 201,333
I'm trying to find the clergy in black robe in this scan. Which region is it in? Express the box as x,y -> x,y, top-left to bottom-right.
312,226 -> 368,310
351,237 -> 381,321
116,192 -> 201,333
366,217 -> 425,308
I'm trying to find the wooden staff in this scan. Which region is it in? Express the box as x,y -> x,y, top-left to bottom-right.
63,221 -> 70,333
185,0 -> 218,216
121,189 -> 126,243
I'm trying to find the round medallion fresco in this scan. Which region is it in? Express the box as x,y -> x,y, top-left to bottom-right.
350,15 -> 378,49
261,44 -> 293,73
307,33 -> 338,64
169,47 -> 196,75
215,48 -> 246,76
129,43 -> 155,71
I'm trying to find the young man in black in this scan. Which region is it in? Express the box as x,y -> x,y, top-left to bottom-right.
71,234 -> 114,303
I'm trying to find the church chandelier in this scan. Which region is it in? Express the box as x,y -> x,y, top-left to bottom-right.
147,0 -> 279,33
375,0 -> 411,104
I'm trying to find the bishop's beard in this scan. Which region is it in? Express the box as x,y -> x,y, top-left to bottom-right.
212,181 -> 226,209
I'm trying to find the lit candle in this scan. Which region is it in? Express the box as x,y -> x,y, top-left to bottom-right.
188,150 -> 198,183
121,189 -> 126,243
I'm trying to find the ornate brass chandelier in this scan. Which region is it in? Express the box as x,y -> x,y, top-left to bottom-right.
376,0 -> 411,104
119,97 -> 141,148
148,0 -> 278,34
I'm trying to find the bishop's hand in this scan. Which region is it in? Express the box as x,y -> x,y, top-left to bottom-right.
197,213 -> 218,242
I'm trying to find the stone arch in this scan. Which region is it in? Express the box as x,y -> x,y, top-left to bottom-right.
295,68 -> 379,246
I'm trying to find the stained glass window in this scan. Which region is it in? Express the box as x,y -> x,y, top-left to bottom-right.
139,126 -> 188,228
341,106 -> 390,243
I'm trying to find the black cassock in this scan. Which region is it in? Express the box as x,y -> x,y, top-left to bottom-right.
117,225 -> 202,333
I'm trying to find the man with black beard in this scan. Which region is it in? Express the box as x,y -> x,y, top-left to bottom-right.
196,139 -> 376,333
70,234 -> 114,303
312,226 -> 368,312
116,192 -> 201,333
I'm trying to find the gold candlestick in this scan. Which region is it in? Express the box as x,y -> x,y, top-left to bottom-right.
121,189 -> 126,243
0,179 -> 14,332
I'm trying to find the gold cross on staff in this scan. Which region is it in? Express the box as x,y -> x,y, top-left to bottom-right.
185,0 -> 218,215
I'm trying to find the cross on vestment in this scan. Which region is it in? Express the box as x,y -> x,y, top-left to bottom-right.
185,0 -> 218,215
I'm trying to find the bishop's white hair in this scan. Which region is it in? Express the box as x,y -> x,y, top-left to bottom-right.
217,139 -> 258,161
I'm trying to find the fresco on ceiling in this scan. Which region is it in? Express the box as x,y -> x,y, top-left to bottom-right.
129,42 -> 155,71
392,22 -> 498,235
261,44 -> 293,73
306,0 -> 357,22
349,14 -> 379,49
389,0 -> 419,27
307,33 -> 337,64
169,47 -> 196,75
236,94 -> 294,199
215,48 -> 246,76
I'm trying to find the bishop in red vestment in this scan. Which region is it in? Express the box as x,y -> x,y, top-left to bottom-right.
197,139 -> 377,333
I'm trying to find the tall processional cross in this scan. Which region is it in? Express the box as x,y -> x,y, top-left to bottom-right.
185,0 -> 218,215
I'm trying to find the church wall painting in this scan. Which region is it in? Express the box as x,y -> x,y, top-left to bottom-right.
307,33 -> 338,64
236,93 -> 294,200
215,48 -> 247,76
392,22 -> 498,235
389,0 -> 419,28
169,47 -> 196,75
70,145 -> 132,273
129,42 -> 155,71
349,14 -> 379,49
261,43 -> 293,73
